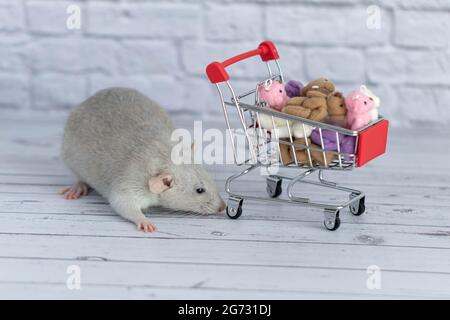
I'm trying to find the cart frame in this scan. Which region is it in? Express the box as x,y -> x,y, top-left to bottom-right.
206,41 -> 388,230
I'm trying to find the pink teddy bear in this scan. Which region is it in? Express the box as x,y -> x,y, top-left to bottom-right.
257,79 -> 288,111
345,89 -> 375,131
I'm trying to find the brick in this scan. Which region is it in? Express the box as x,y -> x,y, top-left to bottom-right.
88,75 -> 185,112
0,74 -> 28,110
266,5 -> 389,46
305,49 -> 365,83
367,48 -> 450,85
367,48 -> 407,83
395,87 -> 441,124
434,89 -> 450,122
0,34 -> 30,45
366,84 -> 400,126
276,45 -> 304,82
266,0 -> 358,3
182,42 -> 265,80
205,4 -> 263,41
26,1 -> 81,35
88,75 -> 152,97
27,39 -> 118,74
394,10 -> 449,48
330,83 -> 357,96
0,1 -> 24,31
86,3 -> 200,38
118,41 -> 178,75
31,73 -> 87,110
378,0 -> 450,10
182,77 -> 221,116
87,74 -> 160,115
0,45 -> 27,72
189,77 -> 264,117
147,76 -> 185,112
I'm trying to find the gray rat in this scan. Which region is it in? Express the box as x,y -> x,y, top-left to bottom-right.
60,87 -> 225,232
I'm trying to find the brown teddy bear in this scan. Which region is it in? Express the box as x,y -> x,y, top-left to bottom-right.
278,138 -> 335,166
281,78 -> 338,123
276,78 -> 341,166
301,78 -> 335,96
282,91 -> 329,122
325,91 -> 347,127
279,138 -> 311,165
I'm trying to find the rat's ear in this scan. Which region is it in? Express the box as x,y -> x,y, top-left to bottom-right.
148,172 -> 174,194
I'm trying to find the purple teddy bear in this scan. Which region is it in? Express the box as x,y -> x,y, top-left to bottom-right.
285,80 -> 303,98
311,128 -> 356,161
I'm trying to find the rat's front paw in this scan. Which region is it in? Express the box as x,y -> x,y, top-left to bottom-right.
136,220 -> 157,233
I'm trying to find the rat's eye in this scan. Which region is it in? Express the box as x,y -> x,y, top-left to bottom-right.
364,101 -> 367,105
279,89 -> 283,93
196,187 -> 205,194
340,104 -> 344,107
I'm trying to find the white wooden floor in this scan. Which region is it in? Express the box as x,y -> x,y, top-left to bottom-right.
1,115 -> 450,299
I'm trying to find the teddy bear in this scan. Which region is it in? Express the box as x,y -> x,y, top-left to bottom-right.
280,88 -> 328,142
257,79 -> 292,138
258,79 -> 288,111
277,78 -> 351,166
279,138 -> 300,165
310,128 -> 356,161
278,137 -> 336,166
279,137 -> 310,165
325,91 -> 347,127
294,78 -> 347,127
285,80 -> 303,98
345,89 -> 375,131
276,79 -> 334,165
301,77 -> 335,97
283,91 -> 329,123
360,85 -> 380,121
281,78 -> 338,125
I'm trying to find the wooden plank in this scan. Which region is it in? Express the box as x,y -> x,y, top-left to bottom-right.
0,258 -> 449,298
1,283 -> 377,300
0,212 -> 449,249
0,234 -> 449,274
1,189 -> 449,228
1,164 -> 450,202
1,179 -> 448,204
2,159 -> 450,188
1,181 -> 449,202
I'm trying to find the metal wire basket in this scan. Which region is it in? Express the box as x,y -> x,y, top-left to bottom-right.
206,41 -> 389,230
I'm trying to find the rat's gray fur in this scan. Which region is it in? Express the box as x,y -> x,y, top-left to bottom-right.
62,87 -> 225,228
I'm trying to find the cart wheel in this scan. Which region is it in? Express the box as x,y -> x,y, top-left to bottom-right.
349,195 -> 366,216
324,211 -> 341,231
226,206 -> 242,219
266,176 -> 282,198
226,197 -> 243,219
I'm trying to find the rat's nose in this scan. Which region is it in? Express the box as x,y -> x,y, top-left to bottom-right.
218,200 -> 226,213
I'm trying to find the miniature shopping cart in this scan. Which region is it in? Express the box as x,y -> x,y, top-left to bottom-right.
206,41 -> 389,231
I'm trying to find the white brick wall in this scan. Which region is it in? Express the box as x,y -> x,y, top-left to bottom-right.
0,0 -> 449,127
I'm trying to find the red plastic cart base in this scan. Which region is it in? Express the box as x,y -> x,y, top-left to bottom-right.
356,119 -> 389,167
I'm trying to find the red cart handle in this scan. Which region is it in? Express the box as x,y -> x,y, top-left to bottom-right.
206,41 -> 279,84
